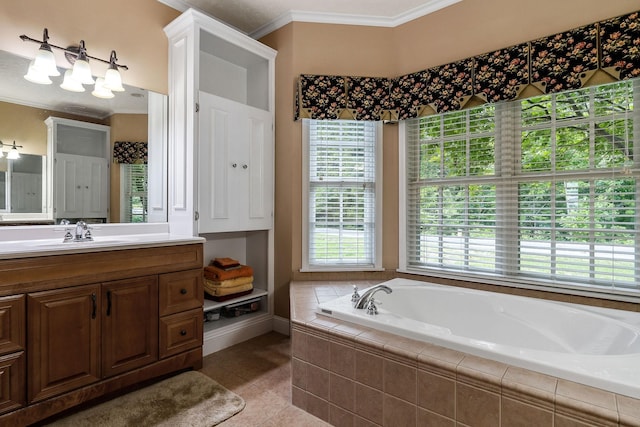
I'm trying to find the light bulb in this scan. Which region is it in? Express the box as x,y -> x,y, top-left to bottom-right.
33,45 -> 60,77
24,60 -> 52,85
92,77 -> 114,99
60,70 -> 85,92
104,68 -> 125,92
71,58 -> 94,85
7,143 -> 20,160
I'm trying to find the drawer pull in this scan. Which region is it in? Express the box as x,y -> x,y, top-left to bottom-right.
180,288 -> 187,295
180,329 -> 187,336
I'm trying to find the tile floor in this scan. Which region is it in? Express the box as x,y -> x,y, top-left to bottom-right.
200,332 -> 330,427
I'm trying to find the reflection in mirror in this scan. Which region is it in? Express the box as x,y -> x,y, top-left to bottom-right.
0,50 -> 167,225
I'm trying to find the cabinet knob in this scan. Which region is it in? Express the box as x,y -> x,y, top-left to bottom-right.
180,288 -> 187,295
180,329 -> 187,336
242,164 -> 248,169
232,163 -> 237,168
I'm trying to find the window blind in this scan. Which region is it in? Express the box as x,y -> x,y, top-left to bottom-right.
120,163 -> 148,223
404,80 -> 639,294
305,120 -> 379,268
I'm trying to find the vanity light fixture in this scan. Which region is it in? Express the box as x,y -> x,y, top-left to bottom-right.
20,28 -> 128,98
6,142 -> 21,160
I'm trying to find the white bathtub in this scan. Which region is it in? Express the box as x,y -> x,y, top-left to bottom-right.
317,278 -> 640,399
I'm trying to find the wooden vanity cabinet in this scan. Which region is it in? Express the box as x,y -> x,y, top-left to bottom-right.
0,243 -> 203,425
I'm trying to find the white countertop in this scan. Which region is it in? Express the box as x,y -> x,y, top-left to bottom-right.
0,223 -> 204,259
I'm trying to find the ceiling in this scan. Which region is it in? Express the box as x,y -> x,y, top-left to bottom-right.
159,0 -> 462,38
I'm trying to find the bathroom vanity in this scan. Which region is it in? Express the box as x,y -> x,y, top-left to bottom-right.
0,224 -> 204,425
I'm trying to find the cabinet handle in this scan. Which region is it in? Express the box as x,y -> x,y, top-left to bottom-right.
180,329 -> 187,336
91,293 -> 97,319
180,288 -> 187,295
106,290 -> 112,316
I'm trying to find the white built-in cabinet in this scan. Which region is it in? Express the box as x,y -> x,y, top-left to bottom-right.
198,93 -> 273,232
164,9 -> 277,355
45,117 -> 110,222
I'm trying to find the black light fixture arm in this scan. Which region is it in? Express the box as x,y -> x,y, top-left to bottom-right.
19,28 -> 128,71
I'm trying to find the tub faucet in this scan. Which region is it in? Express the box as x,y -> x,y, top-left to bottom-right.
354,284 -> 392,315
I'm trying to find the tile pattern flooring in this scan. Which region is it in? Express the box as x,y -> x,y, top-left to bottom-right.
200,332 -> 330,426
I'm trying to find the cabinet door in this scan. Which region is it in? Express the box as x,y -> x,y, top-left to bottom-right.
54,154 -> 109,219
83,157 -> 109,218
198,91 -> 273,232
102,276 -> 159,378
54,154 -> 84,219
27,285 -> 100,403
0,295 -> 24,356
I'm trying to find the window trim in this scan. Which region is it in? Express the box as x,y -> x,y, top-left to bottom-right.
301,119 -> 384,272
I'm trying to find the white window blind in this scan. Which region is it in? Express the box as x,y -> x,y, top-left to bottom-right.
303,119 -> 382,269
404,80 -> 639,295
120,163 -> 148,223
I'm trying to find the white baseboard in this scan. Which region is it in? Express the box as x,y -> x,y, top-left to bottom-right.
273,315 -> 290,336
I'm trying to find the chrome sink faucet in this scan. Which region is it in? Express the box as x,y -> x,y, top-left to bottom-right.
353,284 -> 392,315
62,220 -> 93,242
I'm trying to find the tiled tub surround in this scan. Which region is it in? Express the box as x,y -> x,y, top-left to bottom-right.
290,281 -> 640,427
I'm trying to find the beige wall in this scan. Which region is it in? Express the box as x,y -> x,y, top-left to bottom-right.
0,101 -> 108,156
261,0 -> 640,318
0,0 -> 179,94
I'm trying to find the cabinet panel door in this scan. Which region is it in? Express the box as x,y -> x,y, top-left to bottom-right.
102,276 -> 158,378
247,109 -> 273,227
54,155 -> 83,219
0,295 -> 24,356
198,92 -> 273,232
27,284 -> 100,403
84,157 -> 109,218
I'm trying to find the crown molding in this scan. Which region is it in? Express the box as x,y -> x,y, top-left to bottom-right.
250,0 -> 462,39
158,0 -> 463,40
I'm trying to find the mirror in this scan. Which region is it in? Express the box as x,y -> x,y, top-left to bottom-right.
0,50 -> 167,225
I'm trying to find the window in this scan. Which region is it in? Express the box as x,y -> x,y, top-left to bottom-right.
120,163 -> 148,223
402,80 -> 639,296
303,119 -> 382,270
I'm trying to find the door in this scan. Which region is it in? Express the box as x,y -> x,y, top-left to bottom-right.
27,284 -> 100,403
198,91 -> 273,232
102,276 -> 159,377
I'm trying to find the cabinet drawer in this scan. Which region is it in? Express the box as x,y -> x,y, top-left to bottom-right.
0,352 -> 25,415
159,269 -> 203,316
159,309 -> 203,359
0,295 -> 24,356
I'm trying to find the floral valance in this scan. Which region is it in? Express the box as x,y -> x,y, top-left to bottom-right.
294,10 -> 640,121
113,141 -> 148,164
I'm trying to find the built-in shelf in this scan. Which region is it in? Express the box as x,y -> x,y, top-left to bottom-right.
203,288 -> 268,312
